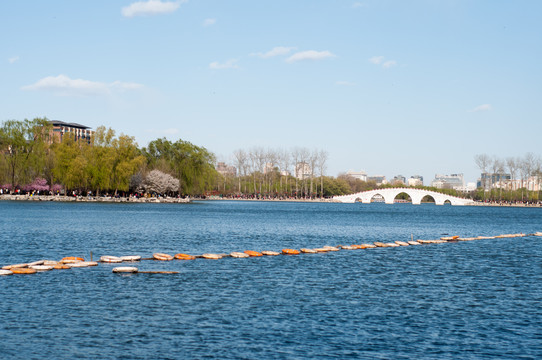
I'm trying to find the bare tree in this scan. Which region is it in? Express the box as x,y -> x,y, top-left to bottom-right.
506,157 -> 518,199
494,158 -> 505,201
522,152 -> 536,201
248,148 -> 259,195
309,149 -> 318,199
474,154 -> 490,201
488,156 -> 501,201
233,149 -> 247,193
291,148 -> 301,197
297,147 -> 310,198
277,149 -> 290,195
316,150 -> 328,198
266,148 -> 278,196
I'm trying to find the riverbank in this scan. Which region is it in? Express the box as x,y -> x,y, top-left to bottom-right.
0,194 -> 191,203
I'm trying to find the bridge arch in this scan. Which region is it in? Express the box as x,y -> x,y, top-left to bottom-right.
393,191 -> 412,204
421,194 -> 436,203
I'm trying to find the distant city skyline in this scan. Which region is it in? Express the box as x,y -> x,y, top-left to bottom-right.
2,1 -> 541,184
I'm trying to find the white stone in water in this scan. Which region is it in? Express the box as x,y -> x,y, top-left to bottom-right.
29,265 -> 54,272
68,261 -> 98,268
120,255 -> 141,262
202,253 -> 222,260
27,260 -> 45,266
2,263 -> 28,270
112,267 -> 138,273
261,251 -> 280,256
100,256 -> 123,263
43,260 -> 59,265
230,252 -> 249,258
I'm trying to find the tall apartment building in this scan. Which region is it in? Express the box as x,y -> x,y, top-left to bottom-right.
49,120 -> 94,144
431,173 -> 464,190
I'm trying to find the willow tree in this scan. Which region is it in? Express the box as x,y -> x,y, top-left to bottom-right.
84,126 -> 116,195
0,118 -> 51,192
143,138 -> 216,195
110,134 -> 145,195
52,136 -> 89,192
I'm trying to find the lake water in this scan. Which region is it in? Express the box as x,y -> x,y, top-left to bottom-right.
1,200 -> 541,359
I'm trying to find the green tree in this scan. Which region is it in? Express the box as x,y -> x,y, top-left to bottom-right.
0,118 -> 51,192
143,138 -> 216,195
52,136 -> 88,192
86,126 -> 115,195
110,134 -> 145,195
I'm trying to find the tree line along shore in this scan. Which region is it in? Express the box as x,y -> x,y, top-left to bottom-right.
1,117 -> 541,203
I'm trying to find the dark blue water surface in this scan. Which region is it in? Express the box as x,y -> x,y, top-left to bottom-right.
1,200 -> 541,359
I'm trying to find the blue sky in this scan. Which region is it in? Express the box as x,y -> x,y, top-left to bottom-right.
2,1 -> 541,183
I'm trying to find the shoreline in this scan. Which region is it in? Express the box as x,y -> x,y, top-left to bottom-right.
0,194 -> 190,203
1,194 -> 541,207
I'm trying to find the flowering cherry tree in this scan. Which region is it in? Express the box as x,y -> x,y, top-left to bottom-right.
23,178 -> 50,192
142,170 -> 180,195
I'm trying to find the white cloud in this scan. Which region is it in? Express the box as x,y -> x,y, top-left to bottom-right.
121,0 -> 185,18
250,46 -> 295,59
209,59 -> 239,69
382,60 -> 397,68
369,56 -> 384,65
8,56 -> 19,64
203,18 -> 216,27
369,56 -> 398,69
21,74 -> 143,96
336,81 -> 356,86
352,2 -> 366,8
286,50 -> 336,63
469,104 -> 492,112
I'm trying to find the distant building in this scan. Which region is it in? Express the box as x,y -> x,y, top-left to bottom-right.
477,173 -> 511,189
295,162 -> 312,180
280,170 -> 290,177
48,120 -> 94,144
408,175 -> 423,187
216,162 -> 237,177
346,170 -> 367,182
479,175 -> 540,191
431,174 -> 465,190
392,175 -> 406,185
263,162 -> 275,174
367,175 -> 387,186
455,182 -> 477,192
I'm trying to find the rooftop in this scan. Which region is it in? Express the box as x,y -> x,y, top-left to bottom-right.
49,120 -> 91,130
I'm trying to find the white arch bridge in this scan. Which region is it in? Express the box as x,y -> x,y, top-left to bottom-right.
333,188 -> 474,206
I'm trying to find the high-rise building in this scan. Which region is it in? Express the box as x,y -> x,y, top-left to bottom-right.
408,175 -> 423,186
431,174 -> 464,190
392,175 -> 406,185
367,175 -> 387,186
346,170 -> 367,182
